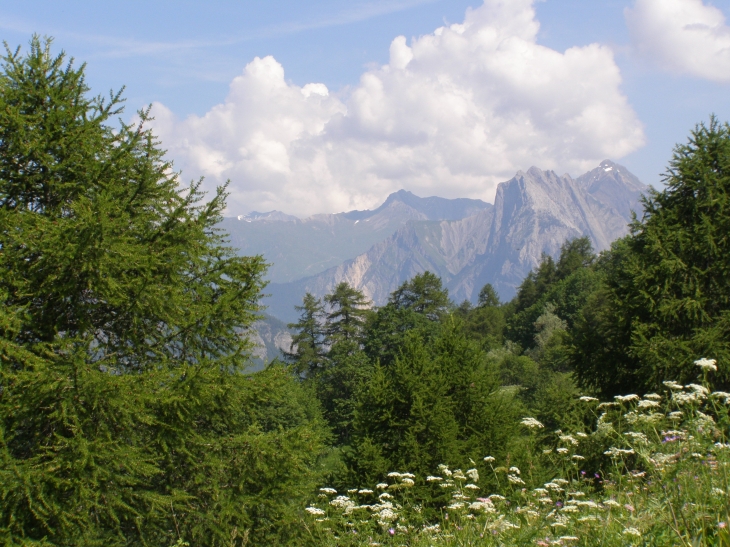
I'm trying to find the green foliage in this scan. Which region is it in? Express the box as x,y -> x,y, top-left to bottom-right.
364,272 -> 450,365
389,271 -> 451,320
324,282 -> 371,343
348,321 -> 524,485
572,118 -> 730,395
286,293 -> 326,376
0,38 -> 328,546
305,365 -> 730,547
508,238 -> 598,350
478,283 -> 501,307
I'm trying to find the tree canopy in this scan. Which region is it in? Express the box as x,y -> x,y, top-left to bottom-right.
0,38 -> 328,546
571,117 -> 730,394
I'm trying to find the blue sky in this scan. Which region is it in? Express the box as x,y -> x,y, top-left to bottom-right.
2,0 -> 729,216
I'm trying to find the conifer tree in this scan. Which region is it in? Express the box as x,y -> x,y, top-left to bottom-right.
286,292 -> 326,376
0,38 -> 327,546
573,117 -> 730,394
324,282 -> 371,344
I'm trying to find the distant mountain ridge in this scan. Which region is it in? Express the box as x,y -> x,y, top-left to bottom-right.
220,191 -> 490,283
262,160 -> 647,322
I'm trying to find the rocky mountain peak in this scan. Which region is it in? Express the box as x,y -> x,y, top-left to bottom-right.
262,160 -> 650,322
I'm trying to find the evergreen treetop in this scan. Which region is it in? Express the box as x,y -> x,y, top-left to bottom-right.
0,38 -> 328,547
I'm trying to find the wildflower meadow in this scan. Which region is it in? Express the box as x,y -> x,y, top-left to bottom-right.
303,359 -> 730,546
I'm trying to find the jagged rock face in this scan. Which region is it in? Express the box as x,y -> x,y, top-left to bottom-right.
263,161 -> 647,322
246,315 -> 293,369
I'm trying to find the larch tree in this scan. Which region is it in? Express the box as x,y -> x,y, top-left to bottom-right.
0,38 -> 327,546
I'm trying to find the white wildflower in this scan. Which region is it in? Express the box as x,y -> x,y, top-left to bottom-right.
669,411 -> 683,420
509,466 -> 521,475
305,506 -> 325,515
697,411 -> 715,423
560,435 -> 579,446
695,358 -> 717,372
378,492 -> 393,500
387,471 -> 401,478
401,478 -> 415,487
604,447 -> 635,457
624,431 -> 649,444
663,381 -> 683,390
521,417 -> 544,429
377,507 -> 397,521
638,399 -> 660,409
358,489 -> 373,494
603,499 -> 621,507
576,432 -> 588,438
571,455 -> 585,461
623,527 -> 641,537
688,383 -> 709,396
426,476 -> 443,482
615,394 -> 640,403
644,393 -> 662,400
466,468 -> 479,482
330,495 -> 352,506
597,402 -> 618,409
507,474 -> 525,485
711,391 -> 730,404
556,447 -> 569,454
447,502 -> 465,510
560,536 -> 579,542
464,483 -> 480,490
579,396 -> 599,402
712,487 -> 726,496
483,456 -> 495,463
376,483 -> 388,490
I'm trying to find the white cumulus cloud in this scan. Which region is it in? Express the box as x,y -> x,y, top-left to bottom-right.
151,0 -> 645,217
626,0 -> 730,82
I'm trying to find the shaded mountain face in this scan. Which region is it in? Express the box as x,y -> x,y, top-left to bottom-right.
262,161 -> 648,323
220,191 -> 490,283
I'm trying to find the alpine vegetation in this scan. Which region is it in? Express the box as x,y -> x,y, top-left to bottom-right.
303,366 -> 730,546
2,37 -> 730,547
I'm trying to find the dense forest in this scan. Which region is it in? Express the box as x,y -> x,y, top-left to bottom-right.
1,39 -> 728,546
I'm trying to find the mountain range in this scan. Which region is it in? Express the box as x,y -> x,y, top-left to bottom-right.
224,160 -> 647,325
219,191 -> 489,283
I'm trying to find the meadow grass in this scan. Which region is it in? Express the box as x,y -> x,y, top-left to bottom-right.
303,361 -> 730,546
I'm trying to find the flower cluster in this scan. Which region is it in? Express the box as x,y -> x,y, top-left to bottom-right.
304,359 -> 730,546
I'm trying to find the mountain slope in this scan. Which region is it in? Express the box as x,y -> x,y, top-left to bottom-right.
264,160 -> 647,322
220,191 -> 490,283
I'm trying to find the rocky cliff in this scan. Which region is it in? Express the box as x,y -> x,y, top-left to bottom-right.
264,161 -> 647,322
